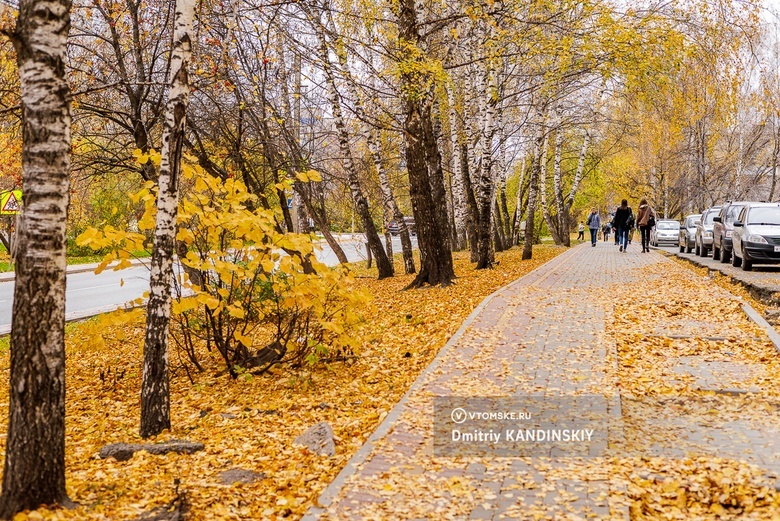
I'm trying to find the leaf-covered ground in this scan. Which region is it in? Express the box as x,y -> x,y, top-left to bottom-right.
610,261 -> 780,519
0,245 -> 565,520
306,246 -> 780,521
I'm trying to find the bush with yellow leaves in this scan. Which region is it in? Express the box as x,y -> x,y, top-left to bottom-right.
77,155 -> 368,379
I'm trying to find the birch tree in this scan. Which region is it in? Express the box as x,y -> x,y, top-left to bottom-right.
140,0 -> 194,438
0,0 -> 72,514
305,2 -> 393,279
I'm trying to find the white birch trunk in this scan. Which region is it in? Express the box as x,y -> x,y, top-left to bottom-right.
307,6 -> 393,278
539,130 -> 557,242
474,38 -> 497,268
448,82 -> 467,250
512,154 -> 527,243
567,130 -> 591,210
0,0 -> 71,512
140,0 -> 194,438
552,115 -> 565,232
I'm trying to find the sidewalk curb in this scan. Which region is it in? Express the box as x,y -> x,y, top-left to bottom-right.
0,257 -> 149,283
302,244 -> 583,520
741,304 -> 780,354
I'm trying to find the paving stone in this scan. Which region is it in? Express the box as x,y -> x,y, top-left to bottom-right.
309,244 -> 780,520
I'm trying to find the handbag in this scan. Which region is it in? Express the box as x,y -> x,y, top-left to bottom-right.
648,216 -> 656,228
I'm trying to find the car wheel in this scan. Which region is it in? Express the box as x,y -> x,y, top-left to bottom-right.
686,245 -> 692,254
742,257 -> 753,271
713,246 -> 720,261
679,244 -> 685,253
732,251 -> 742,267
701,245 -> 709,257
721,249 -> 731,263
695,243 -> 700,256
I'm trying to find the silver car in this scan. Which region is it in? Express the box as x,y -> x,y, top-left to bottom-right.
695,206 -> 722,257
731,202 -> 780,271
679,214 -> 701,253
650,219 -> 680,246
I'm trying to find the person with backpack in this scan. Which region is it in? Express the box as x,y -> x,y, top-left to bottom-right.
586,208 -> 600,246
612,199 -> 634,252
636,198 -> 657,253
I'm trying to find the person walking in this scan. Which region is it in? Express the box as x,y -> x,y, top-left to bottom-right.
636,198 -> 656,253
577,222 -> 585,241
613,199 -> 634,252
586,209 -> 600,247
612,211 -> 620,245
602,223 -> 610,242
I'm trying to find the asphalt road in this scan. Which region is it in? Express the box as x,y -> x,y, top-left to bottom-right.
0,235 -> 418,330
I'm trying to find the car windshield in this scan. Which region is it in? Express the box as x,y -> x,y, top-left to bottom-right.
747,207 -> 780,226
657,221 -> 679,230
726,205 -> 744,223
686,216 -> 700,227
704,212 -> 718,225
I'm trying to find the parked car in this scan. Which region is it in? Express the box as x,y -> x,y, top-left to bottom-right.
650,219 -> 680,246
679,214 -> 701,253
712,201 -> 751,264
731,202 -> 780,271
387,216 -> 416,236
695,206 -> 722,257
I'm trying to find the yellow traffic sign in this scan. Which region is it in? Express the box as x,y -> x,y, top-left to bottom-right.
0,190 -> 22,215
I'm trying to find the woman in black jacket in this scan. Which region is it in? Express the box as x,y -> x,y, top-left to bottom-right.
612,199 -> 634,252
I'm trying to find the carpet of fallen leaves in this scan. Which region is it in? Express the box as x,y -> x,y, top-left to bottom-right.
610,261 -> 780,520
0,245 -> 565,521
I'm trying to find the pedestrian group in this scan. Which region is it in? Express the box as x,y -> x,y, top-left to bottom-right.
584,199 -> 657,253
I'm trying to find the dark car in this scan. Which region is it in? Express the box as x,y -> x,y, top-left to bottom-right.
388,216 -> 416,236
679,214 -> 701,253
712,201 -> 751,264
731,202 -> 780,271
695,206 -> 722,257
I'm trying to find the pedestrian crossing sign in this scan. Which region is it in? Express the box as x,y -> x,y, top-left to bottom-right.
0,190 -> 22,215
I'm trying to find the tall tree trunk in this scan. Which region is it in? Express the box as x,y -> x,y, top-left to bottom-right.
563,129 -> 590,242
475,56 -> 496,269
497,101 -> 511,241
539,130 -> 560,244
398,0 -> 454,287
140,0 -> 193,439
462,142 -> 480,261
523,128 -> 544,260
426,96 -> 454,272
552,119 -> 568,246
0,0 -> 71,514
371,130 -> 415,274
492,198 -> 505,252
323,9 -> 415,274
512,155 -> 527,244
308,6 -> 392,279
448,82 -> 468,250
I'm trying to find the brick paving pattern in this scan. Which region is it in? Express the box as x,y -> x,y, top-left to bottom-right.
305,242 -> 780,520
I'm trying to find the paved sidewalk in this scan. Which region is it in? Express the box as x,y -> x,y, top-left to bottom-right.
306,243 -> 780,520
653,244 -> 780,308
